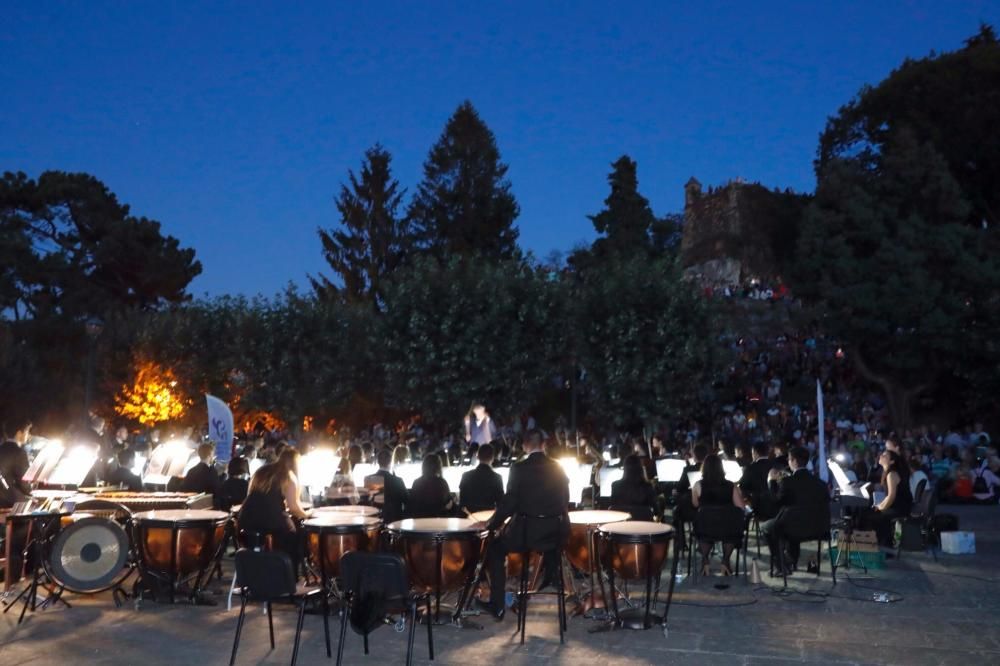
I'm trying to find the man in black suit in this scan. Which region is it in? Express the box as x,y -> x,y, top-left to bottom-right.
478,430 -> 569,619
182,443 -> 223,507
761,446 -> 829,571
366,448 -> 408,524
739,440 -> 776,520
459,444 -> 504,513
105,448 -> 143,491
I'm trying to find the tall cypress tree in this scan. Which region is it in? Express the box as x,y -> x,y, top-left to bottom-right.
312,145 -> 410,307
408,101 -> 520,262
589,155 -> 658,256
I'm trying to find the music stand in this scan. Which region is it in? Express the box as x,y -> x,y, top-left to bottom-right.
655,458 -> 686,483
2,511 -> 73,624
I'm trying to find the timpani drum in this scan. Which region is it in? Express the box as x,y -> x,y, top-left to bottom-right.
132,509 -> 228,604
312,505 -> 380,518
304,514 -> 381,587
386,518 -> 487,621
597,521 -> 676,631
565,510 -> 631,572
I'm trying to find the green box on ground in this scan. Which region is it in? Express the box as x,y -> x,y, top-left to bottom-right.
828,547 -> 886,569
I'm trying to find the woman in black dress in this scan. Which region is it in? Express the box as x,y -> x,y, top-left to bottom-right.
237,448 -> 311,563
862,449 -> 913,547
692,453 -> 746,576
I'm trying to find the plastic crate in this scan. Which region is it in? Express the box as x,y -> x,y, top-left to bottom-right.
828,547 -> 886,569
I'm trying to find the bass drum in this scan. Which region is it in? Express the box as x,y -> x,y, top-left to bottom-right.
45,515 -> 131,594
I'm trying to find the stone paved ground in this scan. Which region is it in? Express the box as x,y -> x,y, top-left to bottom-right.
2,505 -> 998,665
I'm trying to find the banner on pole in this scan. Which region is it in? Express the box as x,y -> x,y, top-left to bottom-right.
816,379 -> 829,483
206,394 -> 234,463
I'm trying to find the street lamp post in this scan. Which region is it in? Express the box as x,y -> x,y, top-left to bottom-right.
84,317 -> 105,418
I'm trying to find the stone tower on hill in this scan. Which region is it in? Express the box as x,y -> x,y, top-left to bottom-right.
679,178 -> 809,287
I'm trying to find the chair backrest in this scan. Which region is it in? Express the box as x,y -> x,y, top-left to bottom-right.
234,548 -> 297,600
912,485 -> 937,520
776,504 -> 831,541
693,505 -> 746,541
341,551 -> 409,635
912,478 -> 928,506
340,551 -> 409,601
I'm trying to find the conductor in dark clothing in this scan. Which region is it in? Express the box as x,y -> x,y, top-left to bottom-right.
761,446 -> 829,570
182,443 -> 223,507
105,449 -> 143,491
739,440 -> 777,520
459,444 -> 504,513
478,430 -> 569,619
367,448 -> 408,524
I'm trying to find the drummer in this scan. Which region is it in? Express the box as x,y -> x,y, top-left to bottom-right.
459,444 -> 504,514
478,430 -> 570,620
237,448 -> 311,567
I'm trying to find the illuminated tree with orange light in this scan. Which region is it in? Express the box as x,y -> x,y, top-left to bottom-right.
115,361 -> 190,425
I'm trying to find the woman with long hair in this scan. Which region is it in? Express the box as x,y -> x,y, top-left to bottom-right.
237,448 -> 310,562
692,453 -> 746,576
863,449 -> 913,547
610,454 -> 658,519
408,453 -> 456,517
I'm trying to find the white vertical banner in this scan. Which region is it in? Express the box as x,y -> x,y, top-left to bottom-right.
816,379 -> 829,483
206,394 -> 234,463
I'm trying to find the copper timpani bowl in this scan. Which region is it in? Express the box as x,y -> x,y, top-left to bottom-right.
386,518 -> 487,594
565,510 -> 631,572
597,521 -> 674,580
303,515 -> 381,579
132,509 -> 228,578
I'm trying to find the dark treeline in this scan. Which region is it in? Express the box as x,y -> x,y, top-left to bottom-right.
2,26 -> 999,435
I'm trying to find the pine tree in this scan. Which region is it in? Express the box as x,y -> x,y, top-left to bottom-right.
588,156 -> 658,257
407,101 -> 520,262
312,145 -> 410,307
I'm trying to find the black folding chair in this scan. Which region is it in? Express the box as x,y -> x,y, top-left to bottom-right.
774,504 -> 835,588
336,551 -> 433,666
691,505 -> 747,580
229,549 -> 330,666
511,513 -> 568,645
897,485 -> 938,561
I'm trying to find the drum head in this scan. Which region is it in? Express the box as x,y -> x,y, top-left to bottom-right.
47,516 -> 130,593
569,510 -> 631,525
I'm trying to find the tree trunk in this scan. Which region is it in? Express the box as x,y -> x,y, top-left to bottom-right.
850,350 -> 928,431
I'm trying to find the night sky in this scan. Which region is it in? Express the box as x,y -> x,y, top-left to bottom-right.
1,1 -> 994,297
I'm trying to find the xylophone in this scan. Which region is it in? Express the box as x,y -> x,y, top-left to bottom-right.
77,490 -> 213,512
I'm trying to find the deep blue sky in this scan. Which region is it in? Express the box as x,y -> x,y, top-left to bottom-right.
2,2 -> 995,297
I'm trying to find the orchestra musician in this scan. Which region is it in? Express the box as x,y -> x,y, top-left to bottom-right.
408,454 -> 455,518
761,446 -> 828,572
739,440 -> 777,520
0,420 -> 32,501
105,449 -> 144,491
367,448 -> 409,523
181,442 -> 223,508
477,430 -> 570,620
459,444 -> 504,513
237,448 -> 310,566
